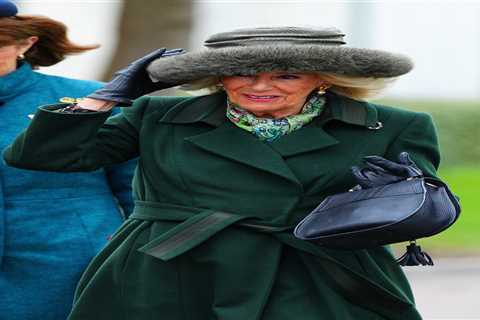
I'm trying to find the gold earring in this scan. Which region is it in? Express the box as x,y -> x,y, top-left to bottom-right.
317,83 -> 330,95
18,53 -> 25,60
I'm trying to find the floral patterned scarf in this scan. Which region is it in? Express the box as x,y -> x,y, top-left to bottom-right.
226,94 -> 326,142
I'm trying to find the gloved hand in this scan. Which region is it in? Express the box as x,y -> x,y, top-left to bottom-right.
87,48 -> 185,106
351,152 -> 423,189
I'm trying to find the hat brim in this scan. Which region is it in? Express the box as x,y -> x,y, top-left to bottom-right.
147,45 -> 413,86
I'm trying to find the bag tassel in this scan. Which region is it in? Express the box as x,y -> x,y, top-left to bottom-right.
396,241 -> 434,266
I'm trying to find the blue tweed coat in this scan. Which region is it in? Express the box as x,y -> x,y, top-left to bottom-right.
0,63 -> 136,320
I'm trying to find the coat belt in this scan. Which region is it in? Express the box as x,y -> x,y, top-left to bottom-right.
131,201 -> 292,261
130,200 -> 414,315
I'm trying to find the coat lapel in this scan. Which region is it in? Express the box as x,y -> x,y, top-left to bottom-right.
157,91 -> 379,184
185,122 -> 302,185
268,92 -> 379,157
268,122 -> 339,157
159,92 -> 302,186
325,91 -> 379,128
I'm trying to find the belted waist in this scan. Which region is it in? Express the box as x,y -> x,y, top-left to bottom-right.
131,200 -> 293,261
129,200 -> 413,312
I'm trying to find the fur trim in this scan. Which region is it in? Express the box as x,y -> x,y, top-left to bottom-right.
147,45 -> 413,85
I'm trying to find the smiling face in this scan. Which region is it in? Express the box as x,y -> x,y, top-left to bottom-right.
221,72 -> 327,118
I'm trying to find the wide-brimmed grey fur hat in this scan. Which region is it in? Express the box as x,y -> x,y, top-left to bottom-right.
147,26 -> 413,86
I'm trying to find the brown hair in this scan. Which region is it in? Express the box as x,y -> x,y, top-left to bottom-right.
0,15 -> 99,68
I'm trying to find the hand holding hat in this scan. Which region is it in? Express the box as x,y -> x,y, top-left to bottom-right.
86,48 -> 185,106
0,0 -> 18,17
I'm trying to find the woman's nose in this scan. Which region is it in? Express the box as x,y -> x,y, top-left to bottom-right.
249,76 -> 272,90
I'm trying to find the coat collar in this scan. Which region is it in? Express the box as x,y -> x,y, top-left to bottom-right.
322,91 -> 379,128
158,91 -> 226,126
0,62 -> 37,101
158,90 -> 378,128
158,91 -> 378,186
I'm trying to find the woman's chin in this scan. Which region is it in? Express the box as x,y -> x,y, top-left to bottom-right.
241,104 -> 279,115
236,100 -> 280,111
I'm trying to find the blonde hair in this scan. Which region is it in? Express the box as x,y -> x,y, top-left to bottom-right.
180,73 -> 397,100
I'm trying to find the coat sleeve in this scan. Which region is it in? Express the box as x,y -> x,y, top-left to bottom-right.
3,96 -> 151,172
384,112 -> 440,178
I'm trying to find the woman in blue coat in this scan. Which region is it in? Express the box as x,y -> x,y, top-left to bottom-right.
0,2 -> 135,319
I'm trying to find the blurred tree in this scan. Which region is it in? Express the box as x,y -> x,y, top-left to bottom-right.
102,0 -> 192,81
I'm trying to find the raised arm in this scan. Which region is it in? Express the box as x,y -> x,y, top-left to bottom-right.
3,47 -> 184,172
3,97 -> 149,172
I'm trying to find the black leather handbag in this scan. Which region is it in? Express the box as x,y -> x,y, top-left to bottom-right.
294,153 -> 461,266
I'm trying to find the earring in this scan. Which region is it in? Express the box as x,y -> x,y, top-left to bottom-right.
18,53 -> 25,60
317,83 -> 330,95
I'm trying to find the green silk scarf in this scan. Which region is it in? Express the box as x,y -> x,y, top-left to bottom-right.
226,94 -> 326,142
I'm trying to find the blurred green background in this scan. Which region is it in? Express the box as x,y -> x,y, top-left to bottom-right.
378,99 -> 480,255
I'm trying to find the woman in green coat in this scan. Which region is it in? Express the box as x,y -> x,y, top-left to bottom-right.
4,27 -> 440,319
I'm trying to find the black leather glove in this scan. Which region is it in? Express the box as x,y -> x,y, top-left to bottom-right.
351,152 -> 423,189
87,48 -> 185,106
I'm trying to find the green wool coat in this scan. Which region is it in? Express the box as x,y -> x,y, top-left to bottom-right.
4,91 -> 440,320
